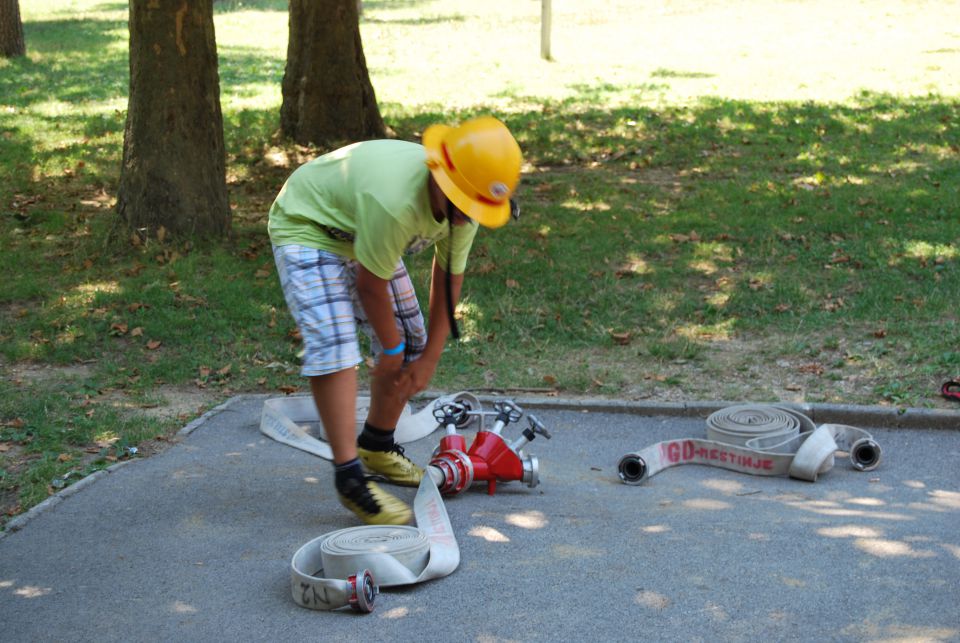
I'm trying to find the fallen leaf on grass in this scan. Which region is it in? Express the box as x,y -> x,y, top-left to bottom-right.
798,363 -> 825,375
110,322 -> 128,336
822,297 -> 845,312
145,340 -> 162,350
668,230 -> 700,243
609,330 -> 632,345
473,261 -> 496,275
278,385 -> 298,395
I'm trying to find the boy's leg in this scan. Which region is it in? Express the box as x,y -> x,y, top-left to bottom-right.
352,260 -> 427,486
310,369 -> 412,525
273,244 -> 411,525
308,368 -> 358,465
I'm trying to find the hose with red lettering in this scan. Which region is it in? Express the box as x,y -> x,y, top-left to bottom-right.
618,404 -> 881,485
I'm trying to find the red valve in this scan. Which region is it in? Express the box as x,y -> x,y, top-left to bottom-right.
465,431 -> 524,495
428,400 -> 549,496
430,423 -> 545,496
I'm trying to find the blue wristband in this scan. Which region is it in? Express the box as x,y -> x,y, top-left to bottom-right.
382,341 -> 405,356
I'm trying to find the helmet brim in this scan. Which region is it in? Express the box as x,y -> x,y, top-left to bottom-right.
423,124 -> 511,229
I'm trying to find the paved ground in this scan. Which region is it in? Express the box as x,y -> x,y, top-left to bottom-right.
2,394 -> 959,642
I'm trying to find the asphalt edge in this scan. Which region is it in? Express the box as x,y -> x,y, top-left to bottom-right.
0,395 -> 244,540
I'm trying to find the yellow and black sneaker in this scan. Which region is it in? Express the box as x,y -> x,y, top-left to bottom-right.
357,444 -> 424,487
337,476 -> 412,526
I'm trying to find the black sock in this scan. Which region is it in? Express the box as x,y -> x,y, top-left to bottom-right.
357,422 -> 395,452
334,458 -> 364,493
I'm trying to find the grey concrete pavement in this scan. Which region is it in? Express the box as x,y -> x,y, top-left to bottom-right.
1,394 -> 959,642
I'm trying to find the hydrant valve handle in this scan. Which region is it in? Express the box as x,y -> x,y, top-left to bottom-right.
493,399 -> 524,425
527,414 -> 552,439
433,401 -> 467,427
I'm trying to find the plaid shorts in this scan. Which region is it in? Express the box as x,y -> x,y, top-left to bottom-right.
272,245 -> 427,377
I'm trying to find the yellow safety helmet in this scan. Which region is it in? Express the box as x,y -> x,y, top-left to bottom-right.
423,116 -> 522,229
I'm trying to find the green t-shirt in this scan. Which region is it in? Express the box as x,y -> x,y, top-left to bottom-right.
267,139 -> 478,279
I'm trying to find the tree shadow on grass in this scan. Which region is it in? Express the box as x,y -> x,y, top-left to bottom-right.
3,21 -> 958,361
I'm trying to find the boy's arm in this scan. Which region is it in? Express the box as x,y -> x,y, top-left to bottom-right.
401,258 -> 463,395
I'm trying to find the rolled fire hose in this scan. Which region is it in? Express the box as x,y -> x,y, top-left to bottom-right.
618,404 -> 882,485
290,473 -> 459,612
259,392 -> 482,461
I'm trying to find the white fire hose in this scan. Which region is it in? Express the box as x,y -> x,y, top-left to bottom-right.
290,474 -> 458,612
259,392 -> 481,461
259,393 -> 480,612
618,404 -> 882,485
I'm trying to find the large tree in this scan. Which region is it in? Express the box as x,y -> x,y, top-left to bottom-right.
281,0 -> 385,146
0,0 -> 25,58
116,0 -> 230,240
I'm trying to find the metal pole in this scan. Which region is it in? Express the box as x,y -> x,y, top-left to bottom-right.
541,0 -> 553,61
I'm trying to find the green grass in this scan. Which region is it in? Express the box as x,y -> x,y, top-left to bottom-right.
2,0 -> 960,525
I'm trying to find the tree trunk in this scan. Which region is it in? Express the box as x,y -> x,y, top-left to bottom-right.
116,0 -> 230,240
281,0 -> 385,146
0,0 -> 25,58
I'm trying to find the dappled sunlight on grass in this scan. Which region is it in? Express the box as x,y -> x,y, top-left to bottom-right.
72,281 -> 121,297
675,319 -> 736,341
560,198 -> 611,212
903,241 -> 957,260
93,430 -> 118,445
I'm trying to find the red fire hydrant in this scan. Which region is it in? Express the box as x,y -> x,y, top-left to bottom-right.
428,400 -> 551,496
